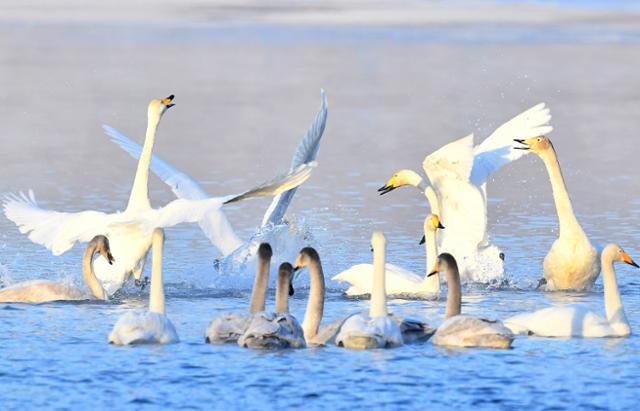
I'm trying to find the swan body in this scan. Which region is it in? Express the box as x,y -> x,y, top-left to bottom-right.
332,214 -> 443,296
515,136 -> 599,291
431,253 -> 513,348
206,243 -> 273,344
0,235 -> 112,303
104,90 -> 328,258
379,104 -> 552,281
504,244 -> 637,338
109,229 -> 179,345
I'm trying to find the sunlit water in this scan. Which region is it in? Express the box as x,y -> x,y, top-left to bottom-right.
1,4 -> 640,409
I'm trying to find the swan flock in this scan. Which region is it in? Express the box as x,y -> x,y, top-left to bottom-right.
0,92 -> 637,353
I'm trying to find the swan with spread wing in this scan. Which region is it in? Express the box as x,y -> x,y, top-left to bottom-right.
378,104 -> 553,281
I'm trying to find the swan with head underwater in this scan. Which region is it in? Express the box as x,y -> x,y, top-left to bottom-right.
429,253 -> 513,349
109,228 -> 178,345
504,244 -> 638,338
332,214 -> 444,297
514,136 -> 600,291
0,235 -> 112,303
295,239 -> 433,349
2,95 -> 317,297
205,243 -> 274,344
377,103 -> 553,282
103,90 -> 328,265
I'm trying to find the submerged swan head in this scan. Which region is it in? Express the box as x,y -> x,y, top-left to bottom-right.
513,135 -> 553,155
378,169 -> 423,195
293,247 -> 321,272
603,244 -> 639,268
148,95 -> 175,122
419,213 -> 444,244
91,235 -> 114,265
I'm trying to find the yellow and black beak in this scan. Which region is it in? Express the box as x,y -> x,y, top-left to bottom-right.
162,94 -> 175,109
622,252 -> 639,268
378,183 -> 397,195
427,268 -> 439,277
419,235 -> 425,245
513,138 -> 530,150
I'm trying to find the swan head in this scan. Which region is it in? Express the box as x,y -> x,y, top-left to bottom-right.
427,253 -> 458,277
378,169 -> 423,195
92,235 -> 114,265
278,262 -> 295,296
419,214 -> 444,244
293,247 -> 320,272
257,243 -> 273,261
514,135 -> 552,154
370,231 -> 386,252
148,95 -> 175,121
604,244 -> 639,268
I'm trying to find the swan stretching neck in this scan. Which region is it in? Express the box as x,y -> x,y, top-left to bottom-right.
378,169 -> 440,215
275,262 -> 295,313
294,247 -> 325,341
249,243 -> 272,313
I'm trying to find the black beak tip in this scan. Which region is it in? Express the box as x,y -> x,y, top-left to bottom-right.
438,223 -> 445,229
419,235 -> 425,245
289,284 -> 295,296
631,261 -> 639,268
293,266 -> 300,272
167,103 -> 175,108
427,270 -> 437,277
108,253 -> 115,265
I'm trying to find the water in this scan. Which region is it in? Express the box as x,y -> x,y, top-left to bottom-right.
1,1 -> 640,409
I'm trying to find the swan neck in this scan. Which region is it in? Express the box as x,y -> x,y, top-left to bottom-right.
275,273 -> 289,314
601,255 -> 629,327
126,114 -> 159,211
82,240 -> 107,300
302,259 -> 325,340
445,266 -> 462,318
148,229 -> 166,314
421,228 -> 440,293
424,186 -> 440,216
540,148 -> 581,237
370,243 -> 387,317
249,255 -> 270,314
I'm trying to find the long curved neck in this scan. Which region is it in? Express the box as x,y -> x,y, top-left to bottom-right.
275,273 -> 289,313
82,242 -> 107,300
149,229 -> 166,314
249,256 -> 270,313
539,147 -> 582,238
370,243 -> 387,317
444,267 -> 462,318
601,255 -> 629,327
424,186 -> 441,216
126,113 -> 159,211
421,229 -> 440,293
302,259 -> 325,340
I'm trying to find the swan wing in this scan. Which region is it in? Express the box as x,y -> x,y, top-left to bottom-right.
471,103 -> 553,186
433,315 -> 513,348
261,89 -> 328,227
103,125 -> 208,200
504,306 -> 614,338
332,263 -> 423,296
206,312 -> 250,343
422,134 -> 475,185
3,191 -> 116,255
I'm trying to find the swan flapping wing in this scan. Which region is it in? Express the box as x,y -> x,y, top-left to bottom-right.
261,89 -> 328,227
470,103 -> 553,186
2,191 -> 117,255
422,134 -> 475,186
103,125 -> 208,200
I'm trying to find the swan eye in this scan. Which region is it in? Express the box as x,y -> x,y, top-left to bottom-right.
537,137 -> 542,142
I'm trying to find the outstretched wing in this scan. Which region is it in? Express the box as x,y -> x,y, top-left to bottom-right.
103,125 -> 208,200
261,89 -> 328,227
136,162 -> 317,230
2,191 -> 115,255
471,103 -> 552,187
422,134 -> 475,186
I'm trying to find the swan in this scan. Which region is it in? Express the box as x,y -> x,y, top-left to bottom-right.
332,214 -> 444,296
2,96 -> 316,297
205,243 -> 273,344
514,136 -> 600,291
504,244 -> 638,338
109,228 -> 178,345
430,253 -> 513,349
295,246 -> 432,347
377,104 -> 553,281
238,262 -> 305,349
0,235 -> 112,303
103,90 -> 328,258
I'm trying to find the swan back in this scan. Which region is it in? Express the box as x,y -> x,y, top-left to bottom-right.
433,315 -> 513,349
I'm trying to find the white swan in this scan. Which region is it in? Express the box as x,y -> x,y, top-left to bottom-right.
295,246 -> 432,347
504,244 -> 638,338
332,214 -> 444,296
0,235 -> 111,303
103,90 -> 328,257
109,228 -> 178,345
2,96 -> 316,296
430,253 -> 513,349
205,243 -> 273,344
238,262 -> 305,349
378,104 -> 553,281
514,136 -> 599,291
